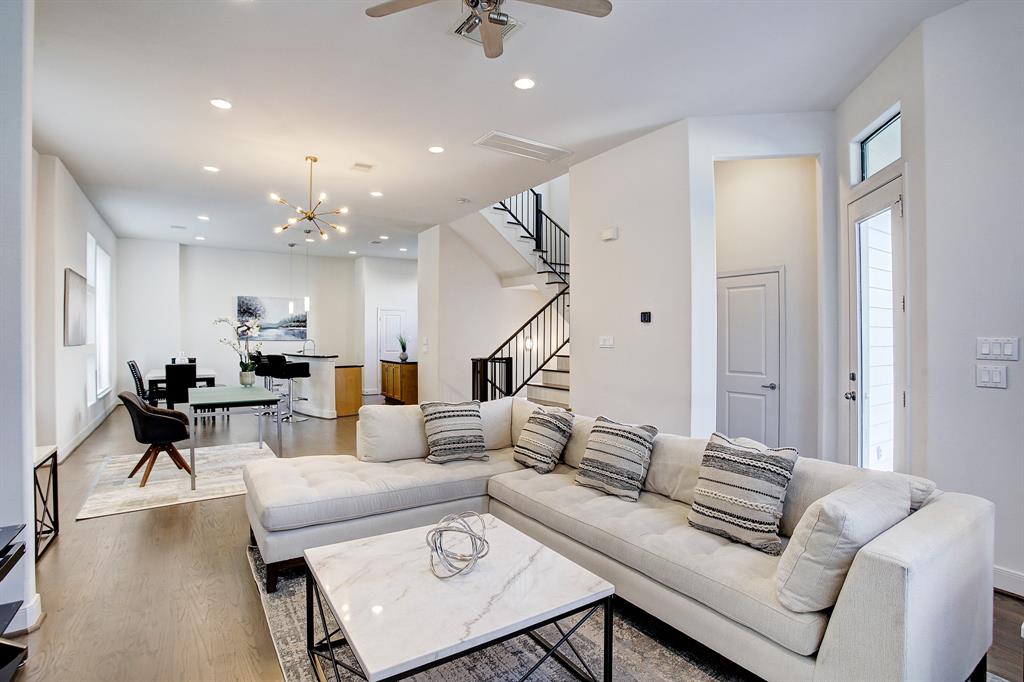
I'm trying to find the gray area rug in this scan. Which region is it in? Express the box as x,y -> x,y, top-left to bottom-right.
246,545 -> 760,682
77,441 -> 274,520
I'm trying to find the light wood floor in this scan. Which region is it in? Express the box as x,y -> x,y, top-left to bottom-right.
12,405 -> 1024,682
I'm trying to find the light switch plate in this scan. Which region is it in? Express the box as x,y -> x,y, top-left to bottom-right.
977,337 -> 1019,360
976,364 -> 1008,388
598,335 -> 614,348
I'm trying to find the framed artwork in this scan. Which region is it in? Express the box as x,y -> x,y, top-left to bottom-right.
64,268 -> 87,346
236,295 -> 308,341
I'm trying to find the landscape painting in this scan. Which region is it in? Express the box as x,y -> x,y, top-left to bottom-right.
64,268 -> 87,346
236,295 -> 307,341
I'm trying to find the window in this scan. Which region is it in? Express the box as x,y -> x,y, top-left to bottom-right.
86,233 -> 112,400
860,113 -> 901,181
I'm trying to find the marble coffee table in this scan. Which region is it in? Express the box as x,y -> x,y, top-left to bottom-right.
303,514 -> 615,681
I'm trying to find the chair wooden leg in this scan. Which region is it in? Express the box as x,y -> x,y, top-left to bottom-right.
167,444 -> 192,475
139,450 -> 158,487
128,446 -> 156,478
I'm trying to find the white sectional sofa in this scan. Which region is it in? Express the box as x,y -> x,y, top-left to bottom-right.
243,397 -> 995,682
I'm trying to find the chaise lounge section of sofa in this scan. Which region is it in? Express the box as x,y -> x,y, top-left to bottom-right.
243,397 -> 994,681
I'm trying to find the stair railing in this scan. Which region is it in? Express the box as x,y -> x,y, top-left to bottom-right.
472,287 -> 570,401
495,188 -> 570,285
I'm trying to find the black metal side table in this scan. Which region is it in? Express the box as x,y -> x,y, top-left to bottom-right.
33,446 -> 59,559
0,524 -> 27,682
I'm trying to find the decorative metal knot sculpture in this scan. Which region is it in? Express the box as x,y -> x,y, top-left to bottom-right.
425,512 -> 491,579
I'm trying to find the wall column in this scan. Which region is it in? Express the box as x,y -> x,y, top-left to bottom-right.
0,0 -> 41,632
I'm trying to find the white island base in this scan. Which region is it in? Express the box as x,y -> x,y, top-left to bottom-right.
283,353 -> 338,419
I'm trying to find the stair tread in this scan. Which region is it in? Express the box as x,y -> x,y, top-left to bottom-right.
531,398 -> 572,410
527,382 -> 570,392
541,368 -> 569,373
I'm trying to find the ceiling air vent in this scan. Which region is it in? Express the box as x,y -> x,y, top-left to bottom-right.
474,131 -> 572,163
350,162 -> 374,173
450,14 -> 521,46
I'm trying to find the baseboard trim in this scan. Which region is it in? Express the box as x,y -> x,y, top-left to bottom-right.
58,401 -> 117,463
994,565 -> 1024,597
4,593 -> 42,635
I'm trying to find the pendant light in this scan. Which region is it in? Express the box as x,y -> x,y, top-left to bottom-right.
287,243 -> 296,315
304,239 -> 311,313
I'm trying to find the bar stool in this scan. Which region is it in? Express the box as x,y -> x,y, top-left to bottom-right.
272,360 -> 310,422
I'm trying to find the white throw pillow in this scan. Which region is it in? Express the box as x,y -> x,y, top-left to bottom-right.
776,477 -> 911,613
356,404 -> 428,462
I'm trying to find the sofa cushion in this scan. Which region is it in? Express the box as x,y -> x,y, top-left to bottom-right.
245,449 -> 521,531
481,397 -> 514,450
488,468 -> 828,656
421,401 -> 488,463
356,404 -> 428,462
563,413 -> 596,468
513,407 -> 574,473
644,433 -> 707,503
781,457 -> 936,537
776,476 -> 911,613
576,417 -> 659,502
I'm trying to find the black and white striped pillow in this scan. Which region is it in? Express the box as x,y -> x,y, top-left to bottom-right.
575,416 -> 658,501
421,401 -> 488,464
687,433 -> 799,555
513,407 -> 574,473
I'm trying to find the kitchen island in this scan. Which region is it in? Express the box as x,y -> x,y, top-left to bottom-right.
283,352 -> 339,419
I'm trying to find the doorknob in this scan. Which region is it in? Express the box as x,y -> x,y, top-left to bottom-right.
844,391 -> 857,401
761,383 -> 777,391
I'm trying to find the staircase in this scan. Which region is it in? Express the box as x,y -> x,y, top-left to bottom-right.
472,188 -> 571,409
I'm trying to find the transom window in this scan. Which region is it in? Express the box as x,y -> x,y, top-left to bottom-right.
860,112 -> 901,181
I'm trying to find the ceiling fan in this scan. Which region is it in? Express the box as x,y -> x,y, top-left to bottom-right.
365,0 -> 612,59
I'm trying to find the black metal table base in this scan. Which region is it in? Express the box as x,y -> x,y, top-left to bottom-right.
33,450 -> 59,559
306,565 -> 613,682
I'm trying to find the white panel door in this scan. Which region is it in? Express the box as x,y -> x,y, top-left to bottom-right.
717,271 -> 782,446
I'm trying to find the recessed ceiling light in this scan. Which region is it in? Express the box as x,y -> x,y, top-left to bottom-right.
456,197 -> 471,204
203,165 -> 220,173
379,235 -> 389,240
209,98 -> 232,110
195,236 -> 206,241
514,77 -> 535,90
348,250 -> 358,255
399,248 -> 408,252
369,191 -> 383,197
428,146 -> 445,154
197,215 -> 210,221
305,238 -> 315,243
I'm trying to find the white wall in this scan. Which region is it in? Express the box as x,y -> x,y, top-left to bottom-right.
34,154 -> 119,456
715,157 -> 820,457
835,0 -> 1024,594
177,245 -> 360,386
570,120 -> 695,432
417,224 -> 548,402
116,239 -> 180,391
356,256 -> 418,393
922,0 -> 1023,595
534,173 -> 570,230
0,0 -> 40,634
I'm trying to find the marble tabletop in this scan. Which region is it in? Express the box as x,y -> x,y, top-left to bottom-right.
304,514 -> 613,681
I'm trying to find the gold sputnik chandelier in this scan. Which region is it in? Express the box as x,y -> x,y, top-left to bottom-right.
270,156 -> 348,240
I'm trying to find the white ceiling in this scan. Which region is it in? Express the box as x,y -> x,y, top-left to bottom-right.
33,0 -> 957,259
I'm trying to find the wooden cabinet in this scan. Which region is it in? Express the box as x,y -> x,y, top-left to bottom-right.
381,361 -> 417,405
334,365 -> 363,417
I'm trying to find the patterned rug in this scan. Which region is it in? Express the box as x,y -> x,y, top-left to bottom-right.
77,441 -> 274,520
245,545 -> 759,682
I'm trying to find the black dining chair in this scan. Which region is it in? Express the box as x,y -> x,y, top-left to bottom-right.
127,360 -> 165,406
165,363 -> 197,411
118,392 -> 192,487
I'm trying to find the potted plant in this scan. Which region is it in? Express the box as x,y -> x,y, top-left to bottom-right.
398,334 -> 409,362
215,317 -> 262,386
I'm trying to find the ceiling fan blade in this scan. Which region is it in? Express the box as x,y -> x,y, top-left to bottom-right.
365,0 -> 440,18
479,15 -> 504,58
517,0 -> 611,18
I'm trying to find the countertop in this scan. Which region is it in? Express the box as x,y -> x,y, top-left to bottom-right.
282,352 -> 339,359
380,360 -> 417,365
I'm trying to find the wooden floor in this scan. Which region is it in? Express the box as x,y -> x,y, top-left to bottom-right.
11,405 -> 1024,682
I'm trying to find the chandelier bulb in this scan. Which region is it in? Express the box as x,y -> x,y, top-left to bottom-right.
320,232 -> 329,240
273,226 -> 284,234
319,192 -> 327,202
340,207 -> 349,214
269,192 -> 280,202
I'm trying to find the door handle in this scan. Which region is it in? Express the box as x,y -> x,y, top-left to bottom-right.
761,383 -> 777,391
844,391 -> 857,401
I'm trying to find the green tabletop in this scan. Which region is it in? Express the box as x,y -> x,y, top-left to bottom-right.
187,386 -> 281,409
